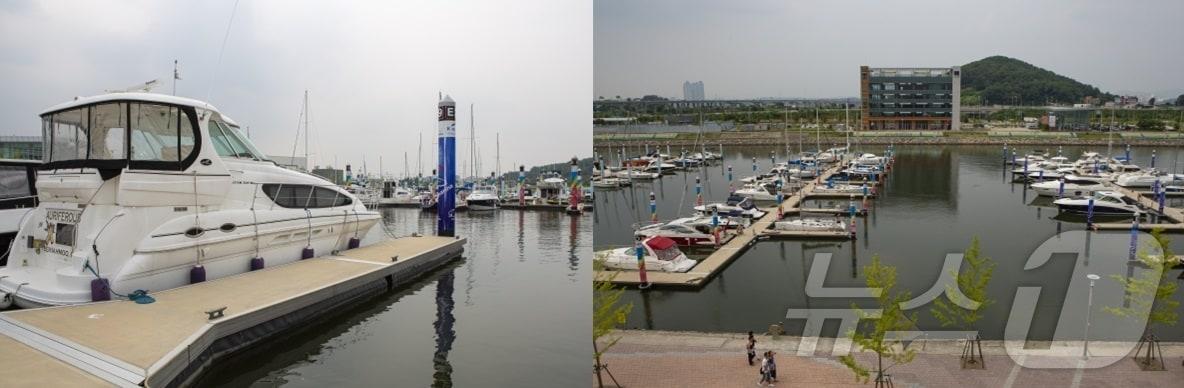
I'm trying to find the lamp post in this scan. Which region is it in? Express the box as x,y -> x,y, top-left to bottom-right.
1083,273 -> 1100,359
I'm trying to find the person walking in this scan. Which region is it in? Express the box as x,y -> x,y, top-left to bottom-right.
768,350 -> 778,382
746,331 -> 757,366
757,351 -> 774,386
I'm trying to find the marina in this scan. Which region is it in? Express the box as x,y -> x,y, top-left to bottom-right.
593,144 -> 1184,341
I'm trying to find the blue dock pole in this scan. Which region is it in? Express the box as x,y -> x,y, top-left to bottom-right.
437,95 -> 457,237
1086,197 -> 1095,228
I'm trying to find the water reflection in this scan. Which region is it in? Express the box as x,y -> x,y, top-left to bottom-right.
432,269 -> 456,388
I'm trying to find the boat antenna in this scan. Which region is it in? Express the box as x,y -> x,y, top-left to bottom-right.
206,0 -> 241,103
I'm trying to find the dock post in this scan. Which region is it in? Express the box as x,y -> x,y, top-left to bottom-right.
695,176 -> 703,206
1086,197 -> 1095,228
636,239 -> 650,288
712,207 -> 720,248
437,96 -> 457,237
1151,150 -> 1157,168
1158,190 -> 1166,215
1003,144 -> 1007,164
649,191 -> 657,222
776,179 -> 784,220
1125,144 -> 1130,162
752,157 -> 757,173
1058,179 -> 1065,198
770,150 -> 775,165
518,165 -> 525,206
569,158 -> 581,214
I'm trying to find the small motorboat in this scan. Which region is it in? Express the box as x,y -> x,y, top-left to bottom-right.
773,217 -> 846,232
595,236 -> 696,273
465,185 -> 500,211
1053,191 -> 1142,215
1030,175 -> 1108,197
693,194 -> 767,219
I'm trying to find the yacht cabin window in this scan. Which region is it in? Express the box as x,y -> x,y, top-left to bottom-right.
261,184 -> 352,208
41,101 -> 199,172
208,118 -> 266,161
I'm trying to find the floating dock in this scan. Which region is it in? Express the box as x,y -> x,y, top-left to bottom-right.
784,207 -> 868,217
0,235 -> 465,387
604,162 -> 870,288
1112,186 -> 1183,223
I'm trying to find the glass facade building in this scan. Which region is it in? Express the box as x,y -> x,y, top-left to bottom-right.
860,66 -> 961,130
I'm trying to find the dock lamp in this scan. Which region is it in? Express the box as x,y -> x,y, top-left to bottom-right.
1083,273 -> 1100,359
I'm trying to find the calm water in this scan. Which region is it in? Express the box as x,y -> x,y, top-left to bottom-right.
594,144 -> 1184,341
197,208 -> 590,387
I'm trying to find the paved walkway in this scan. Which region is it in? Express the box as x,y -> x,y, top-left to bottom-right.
596,330 -> 1184,388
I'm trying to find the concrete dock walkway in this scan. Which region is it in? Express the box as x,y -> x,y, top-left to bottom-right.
0,235 -> 465,387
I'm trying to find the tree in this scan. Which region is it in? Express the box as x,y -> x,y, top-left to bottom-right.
593,260 -> 633,387
1136,119 -> 1164,131
930,237 -> 996,368
839,255 -> 917,387
1174,94 -> 1184,106
1103,228 -> 1180,370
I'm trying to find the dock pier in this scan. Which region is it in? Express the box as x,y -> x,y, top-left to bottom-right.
0,235 -> 465,387
604,159 -> 882,288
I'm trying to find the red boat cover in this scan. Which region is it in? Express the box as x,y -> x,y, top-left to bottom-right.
645,236 -> 677,250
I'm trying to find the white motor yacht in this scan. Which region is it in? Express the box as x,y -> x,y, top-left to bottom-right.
1053,191 -> 1142,215
813,183 -> 870,195
376,181 -> 420,207
1030,175 -> 1108,197
594,236 -> 695,273
773,218 -> 846,232
734,182 -> 784,201
465,185 -> 499,211
1114,170 -> 1184,188
693,194 -> 767,219
0,93 -> 384,309
634,220 -> 718,247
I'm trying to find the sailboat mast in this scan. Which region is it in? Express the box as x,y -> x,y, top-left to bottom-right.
304,90 -> 309,170
470,103 -> 476,182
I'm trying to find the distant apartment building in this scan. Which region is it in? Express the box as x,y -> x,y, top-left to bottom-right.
0,135 -> 43,160
682,81 -> 705,101
860,66 -> 960,130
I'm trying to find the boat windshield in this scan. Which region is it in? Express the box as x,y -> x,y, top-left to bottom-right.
653,246 -> 681,261
208,118 -> 268,161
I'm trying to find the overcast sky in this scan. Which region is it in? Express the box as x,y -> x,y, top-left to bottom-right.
0,0 -> 590,175
595,0 -> 1184,100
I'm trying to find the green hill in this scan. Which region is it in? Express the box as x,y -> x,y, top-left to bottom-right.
961,56 -> 1113,106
